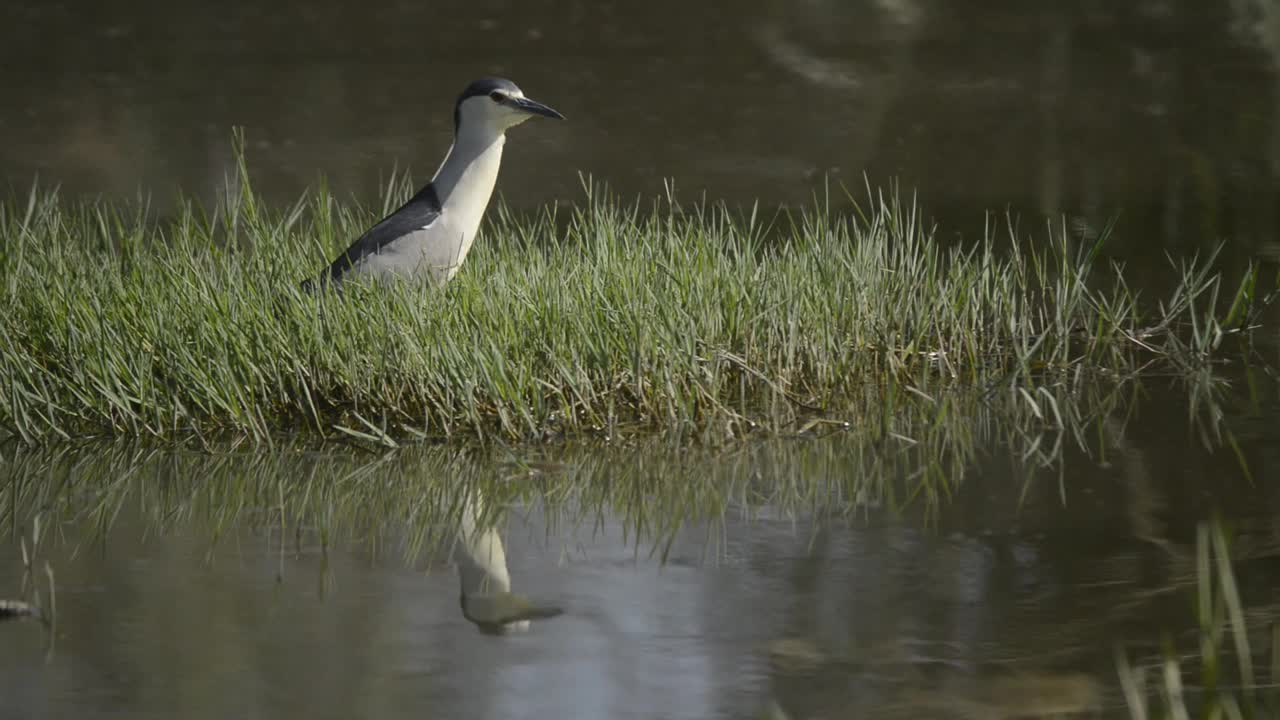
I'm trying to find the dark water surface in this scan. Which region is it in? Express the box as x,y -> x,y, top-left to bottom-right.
2,373 -> 1280,719
4,1 -> 1280,266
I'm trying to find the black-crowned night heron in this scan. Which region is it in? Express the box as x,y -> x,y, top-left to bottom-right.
303,77 -> 563,290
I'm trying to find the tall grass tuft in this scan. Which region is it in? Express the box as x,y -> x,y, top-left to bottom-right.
1117,519 -> 1280,719
0,143 -> 1261,443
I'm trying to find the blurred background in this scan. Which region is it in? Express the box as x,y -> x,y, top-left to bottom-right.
2,0 -> 1279,261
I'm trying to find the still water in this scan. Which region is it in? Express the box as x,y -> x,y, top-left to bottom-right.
1,374 -> 1279,719
3,1 -> 1280,264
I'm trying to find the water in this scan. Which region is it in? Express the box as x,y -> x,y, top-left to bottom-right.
4,1 -> 1280,267
2,374 -> 1280,718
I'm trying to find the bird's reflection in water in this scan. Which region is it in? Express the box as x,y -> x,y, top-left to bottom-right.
454,491 -> 563,635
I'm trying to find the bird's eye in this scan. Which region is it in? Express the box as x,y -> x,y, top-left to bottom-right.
489,91 -> 505,102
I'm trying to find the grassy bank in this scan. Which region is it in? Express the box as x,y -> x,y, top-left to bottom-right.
0,150 -> 1263,443
0,373 -> 1146,553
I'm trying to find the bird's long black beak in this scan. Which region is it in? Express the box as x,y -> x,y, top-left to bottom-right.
507,95 -> 564,120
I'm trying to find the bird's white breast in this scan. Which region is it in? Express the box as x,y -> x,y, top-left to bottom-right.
342,127 -> 507,285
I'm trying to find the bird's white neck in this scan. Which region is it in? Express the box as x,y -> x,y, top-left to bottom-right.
431,124 -> 506,217
424,124 -> 506,281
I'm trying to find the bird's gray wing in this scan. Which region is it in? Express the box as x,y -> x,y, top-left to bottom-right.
302,184 -> 442,290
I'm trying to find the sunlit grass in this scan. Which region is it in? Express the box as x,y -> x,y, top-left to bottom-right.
0,139 -> 1264,443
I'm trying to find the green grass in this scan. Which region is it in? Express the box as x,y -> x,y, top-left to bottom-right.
0,141 -> 1264,443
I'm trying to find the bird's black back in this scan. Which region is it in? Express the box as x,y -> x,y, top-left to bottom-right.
301,184 -> 442,291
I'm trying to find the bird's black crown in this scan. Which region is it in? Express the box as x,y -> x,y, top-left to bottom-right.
457,77 -> 521,104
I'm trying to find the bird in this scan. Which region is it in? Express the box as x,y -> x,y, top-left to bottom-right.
302,77 -> 563,290
455,490 -> 563,635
